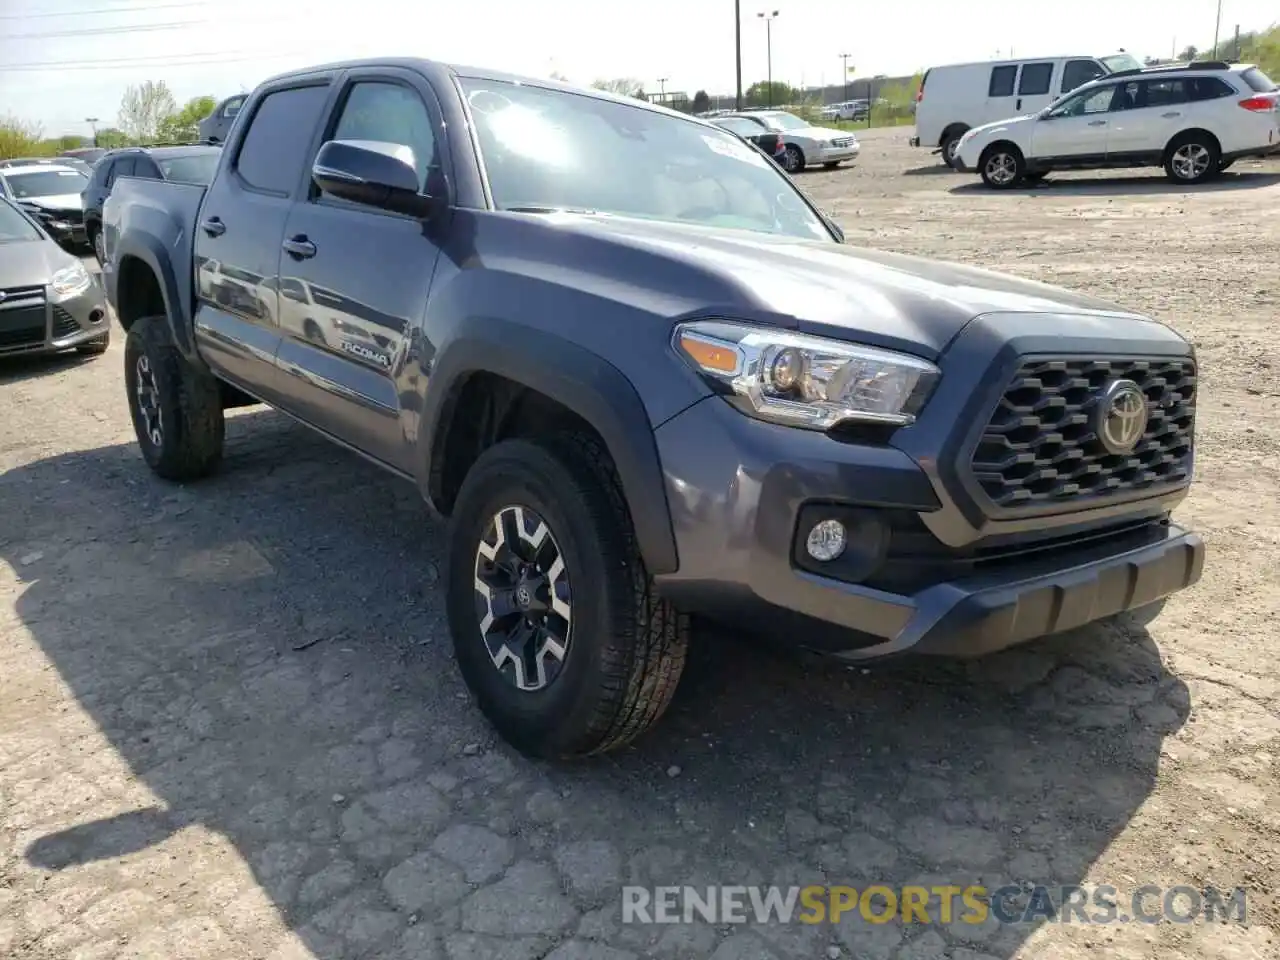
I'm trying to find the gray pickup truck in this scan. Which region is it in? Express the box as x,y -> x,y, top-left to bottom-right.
102,57 -> 1203,758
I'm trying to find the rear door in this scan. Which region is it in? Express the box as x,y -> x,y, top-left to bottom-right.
983,64 -> 1020,123
193,77 -> 334,400
1014,61 -> 1058,116
1105,79 -> 1180,159
272,67 -> 450,472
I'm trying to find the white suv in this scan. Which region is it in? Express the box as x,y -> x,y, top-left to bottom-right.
955,62 -> 1278,188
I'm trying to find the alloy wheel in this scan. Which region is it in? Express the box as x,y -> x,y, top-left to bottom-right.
473,504 -> 572,692
93,230 -> 106,266
1171,143 -> 1211,181
134,355 -> 163,447
985,152 -> 1018,185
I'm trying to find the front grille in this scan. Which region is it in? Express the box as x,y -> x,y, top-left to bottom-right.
971,357 -> 1197,508
51,305 -> 80,339
0,285 -> 47,350
831,137 -> 855,148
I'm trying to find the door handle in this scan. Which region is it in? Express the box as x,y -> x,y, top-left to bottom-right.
1088,120 -> 1107,126
200,217 -> 225,237
1162,111 -> 1181,118
282,235 -> 316,259
1016,98 -> 1023,110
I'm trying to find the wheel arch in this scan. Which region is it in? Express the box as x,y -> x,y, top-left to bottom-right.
113,233 -> 196,358
939,122 -> 970,147
1163,128 -> 1222,164
421,321 -> 680,576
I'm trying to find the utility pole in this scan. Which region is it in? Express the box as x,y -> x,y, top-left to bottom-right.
839,52 -> 851,102
734,0 -> 743,110
1233,24 -> 1240,60
85,117 -> 99,146
1212,0 -> 1223,57
657,77 -> 668,102
758,9 -> 779,107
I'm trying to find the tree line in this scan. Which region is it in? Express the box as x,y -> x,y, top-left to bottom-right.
1,79 -> 219,161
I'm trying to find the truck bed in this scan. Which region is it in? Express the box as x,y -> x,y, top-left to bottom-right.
102,177 -> 206,349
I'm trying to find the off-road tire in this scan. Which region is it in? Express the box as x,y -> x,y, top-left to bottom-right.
446,433 -> 689,759
124,314 -> 225,481
77,328 -> 110,356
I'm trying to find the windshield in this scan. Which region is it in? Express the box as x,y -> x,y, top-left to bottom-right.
1100,53 -> 1142,72
157,152 -> 220,184
3,169 -> 88,199
461,80 -> 831,242
756,112 -> 810,131
0,200 -> 42,242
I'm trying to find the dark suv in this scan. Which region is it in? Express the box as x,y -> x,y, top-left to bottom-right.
197,94 -> 247,144
82,145 -> 220,264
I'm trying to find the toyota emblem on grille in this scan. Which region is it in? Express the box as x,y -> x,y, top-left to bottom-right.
1097,379 -> 1148,455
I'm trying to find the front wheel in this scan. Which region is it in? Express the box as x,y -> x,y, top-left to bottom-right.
979,144 -> 1025,189
1165,135 -> 1220,184
124,315 -> 225,481
783,144 -> 806,173
446,434 -> 689,759
91,228 -> 106,268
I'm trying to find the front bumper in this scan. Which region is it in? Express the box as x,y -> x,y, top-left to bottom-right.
817,143 -> 860,163
653,395 -> 1202,659
0,278 -> 109,357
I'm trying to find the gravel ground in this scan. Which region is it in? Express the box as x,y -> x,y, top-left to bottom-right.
2,129 -> 1278,960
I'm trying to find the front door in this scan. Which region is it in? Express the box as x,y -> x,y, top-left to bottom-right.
273,69 -> 449,473
193,80 -> 334,400
1030,83 -> 1119,162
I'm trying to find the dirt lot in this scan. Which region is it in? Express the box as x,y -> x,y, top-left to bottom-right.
2,129 -> 1278,960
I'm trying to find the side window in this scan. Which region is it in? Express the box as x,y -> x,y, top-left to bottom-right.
1188,77 -> 1235,101
235,84 -> 331,195
322,81 -> 438,197
716,118 -> 759,137
1062,59 -> 1105,93
988,65 -> 1017,97
1017,62 -> 1054,96
113,157 -> 137,179
1049,85 -> 1116,118
135,158 -> 162,179
99,159 -> 117,188
1142,79 -> 1188,108
223,96 -> 245,119
1110,82 -> 1142,111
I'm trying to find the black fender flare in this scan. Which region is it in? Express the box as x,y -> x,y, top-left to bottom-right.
420,319 -> 679,576
113,233 -> 196,358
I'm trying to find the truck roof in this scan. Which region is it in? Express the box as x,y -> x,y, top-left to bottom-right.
258,57 -> 689,118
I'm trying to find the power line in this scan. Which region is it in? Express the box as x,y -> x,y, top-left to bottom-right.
4,18 -> 228,40
0,1 -> 211,19
0,49 -> 308,72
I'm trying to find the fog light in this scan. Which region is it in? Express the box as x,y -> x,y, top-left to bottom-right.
805,519 -> 847,562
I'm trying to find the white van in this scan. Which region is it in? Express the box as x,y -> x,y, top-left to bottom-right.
911,52 -> 1142,166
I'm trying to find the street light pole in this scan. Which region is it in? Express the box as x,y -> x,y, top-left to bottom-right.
1212,0 -> 1223,57
839,53 -> 851,102
657,77 -> 668,102
758,10 -> 779,107
734,0 -> 743,110
85,117 -> 99,147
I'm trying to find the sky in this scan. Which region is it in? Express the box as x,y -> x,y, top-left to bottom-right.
1,0 -> 1275,137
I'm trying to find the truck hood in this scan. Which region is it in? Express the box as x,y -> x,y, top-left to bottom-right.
554,214 -> 1145,358
0,238 -> 66,287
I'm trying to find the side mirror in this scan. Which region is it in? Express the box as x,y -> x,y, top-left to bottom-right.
312,140 -> 433,218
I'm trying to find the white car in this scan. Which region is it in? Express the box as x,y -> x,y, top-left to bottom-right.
955,62 -> 1279,188
821,100 -> 868,122
717,111 -> 860,173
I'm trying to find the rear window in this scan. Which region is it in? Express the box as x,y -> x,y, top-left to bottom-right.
988,65 -> 1017,97
1240,67 -> 1277,93
157,152 -> 220,185
1188,77 -> 1236,100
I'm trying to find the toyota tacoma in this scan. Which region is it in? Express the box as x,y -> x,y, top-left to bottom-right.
101,59 -> 1204,758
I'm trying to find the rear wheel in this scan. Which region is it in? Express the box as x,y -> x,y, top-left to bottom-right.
979,144 -> 1025,189
446,434 -> 689,759
941,131 -> 966,168
91,227 -> 106,268
1165,133 -> 1220,184
783,144 -> 806,173
124,315 -> 225,481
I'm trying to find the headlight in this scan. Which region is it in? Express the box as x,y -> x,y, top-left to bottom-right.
50,261 -> 92,300
674,320 -> 939,430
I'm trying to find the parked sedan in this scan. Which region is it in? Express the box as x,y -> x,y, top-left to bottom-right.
715,111 -> 860,172
708,116 -> 789,166
0,197 -> 110,358
0,163 -> 90,249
